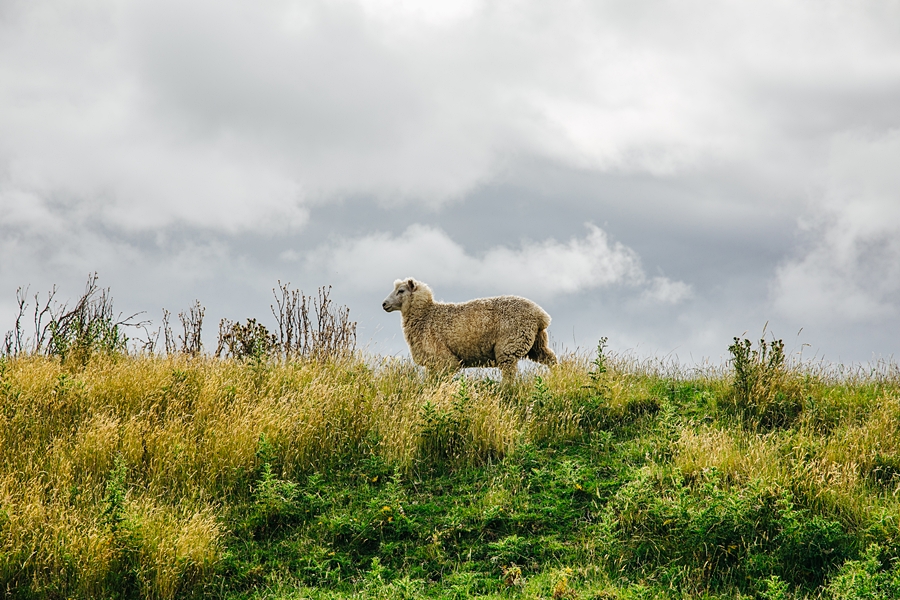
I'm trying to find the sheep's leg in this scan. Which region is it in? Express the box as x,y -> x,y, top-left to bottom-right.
425,344 -> 461,378
497,359 -> 519,383
495,330 -> 536,382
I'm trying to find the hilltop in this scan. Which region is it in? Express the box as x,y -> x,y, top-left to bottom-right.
2,342 -> 900,599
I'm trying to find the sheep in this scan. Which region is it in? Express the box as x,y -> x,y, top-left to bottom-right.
382,278 -> 558,380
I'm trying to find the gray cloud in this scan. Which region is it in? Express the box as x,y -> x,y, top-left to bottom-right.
773,130 -> 900,324
2,0 -> 900,362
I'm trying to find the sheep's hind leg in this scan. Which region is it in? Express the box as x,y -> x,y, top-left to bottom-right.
495,332 -> 536,383
527,328 -> 558,366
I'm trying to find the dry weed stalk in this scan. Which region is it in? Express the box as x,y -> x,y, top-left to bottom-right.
2,274 -> 144,359
178,301 -> 205,356
271,282 -> 357,359
2,285 -> 34,355
161,308 -> 176,355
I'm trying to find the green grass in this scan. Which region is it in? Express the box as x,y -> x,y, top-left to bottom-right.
2,345 -> 900,599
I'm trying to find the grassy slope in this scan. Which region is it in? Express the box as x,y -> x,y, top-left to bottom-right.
2,350 -> 900,599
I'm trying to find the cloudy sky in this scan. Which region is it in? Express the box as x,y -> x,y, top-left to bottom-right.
2,0 -> 900,364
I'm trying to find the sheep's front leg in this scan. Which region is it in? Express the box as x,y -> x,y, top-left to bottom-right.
497,359 -> 519,383
424,343 -> 461,378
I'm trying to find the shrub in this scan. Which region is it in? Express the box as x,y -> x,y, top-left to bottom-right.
216,318 -> 277,361
3,274 -> 140,363
601,467 -> 852,592
728,335 -> 804,429
827,544 -> 900,600
417,377 -> 473,466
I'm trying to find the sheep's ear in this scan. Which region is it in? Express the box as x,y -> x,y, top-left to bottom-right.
407,278 -> 417,291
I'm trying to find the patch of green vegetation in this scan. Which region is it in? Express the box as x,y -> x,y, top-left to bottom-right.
213,346 -> 890,600
222,437 -> 629,598
3,334 -> 900,599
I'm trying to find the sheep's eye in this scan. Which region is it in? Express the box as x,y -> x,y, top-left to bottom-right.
397,289 -> 404,294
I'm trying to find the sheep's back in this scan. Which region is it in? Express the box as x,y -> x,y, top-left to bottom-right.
435,295 -> 549,364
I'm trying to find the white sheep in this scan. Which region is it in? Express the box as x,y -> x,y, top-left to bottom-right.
382,278 -> 558,380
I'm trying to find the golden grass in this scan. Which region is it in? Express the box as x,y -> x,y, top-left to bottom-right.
675,426 -> 783,485
2,350 -> 900,597
0,353 -> 557,596
673,370 -> 900,531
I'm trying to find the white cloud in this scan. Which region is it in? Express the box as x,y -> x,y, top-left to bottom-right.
772,129 -> 900,322
307,223 -> 690,303
641,277 -> 694,306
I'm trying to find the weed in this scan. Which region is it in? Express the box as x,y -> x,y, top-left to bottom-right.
161,308 -> 176,354
528,375 -> 572,441
552,567 -> 578,599
251,462 -> 303,535
2,274 -> 144,363
271,282 -> 357,360
728,335 -> 804,429
501,563 -> 525,588
217,318 -> 278,361
418,391 -> 467,464
759,575 -> 792,600
178,300 -> 205,356
826,544 -> 900,599
589,336 -> 609,385
2,275 -> 151,363
102,454 -> 129,530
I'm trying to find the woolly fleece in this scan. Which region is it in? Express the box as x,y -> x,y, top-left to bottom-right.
382,278 -> 557,380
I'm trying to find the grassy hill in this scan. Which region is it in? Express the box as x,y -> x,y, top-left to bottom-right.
2,340 -> 900,599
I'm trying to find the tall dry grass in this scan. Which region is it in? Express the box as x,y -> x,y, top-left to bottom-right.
0,351 -> 589,597
674,357 -> 900,539
3,341 -> 900,598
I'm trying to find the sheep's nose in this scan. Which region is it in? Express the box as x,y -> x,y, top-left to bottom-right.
382,301 -> 388,310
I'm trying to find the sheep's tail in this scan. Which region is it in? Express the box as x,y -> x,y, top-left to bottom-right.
528,327 -> 558,366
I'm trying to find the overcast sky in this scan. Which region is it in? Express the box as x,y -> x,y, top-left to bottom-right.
2,0 -> 900,364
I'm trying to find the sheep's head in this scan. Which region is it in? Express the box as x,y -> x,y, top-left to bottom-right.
382,278 -> 418,313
